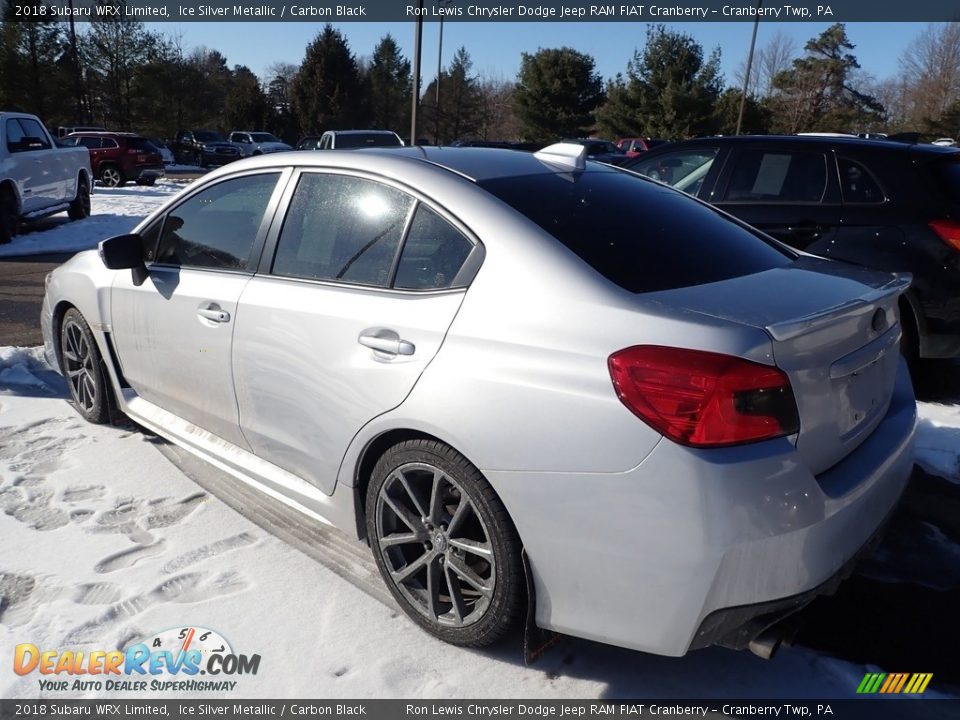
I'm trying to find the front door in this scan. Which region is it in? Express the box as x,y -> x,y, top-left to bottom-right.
110,171 -> 285,448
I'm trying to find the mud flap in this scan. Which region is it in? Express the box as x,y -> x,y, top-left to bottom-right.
522,549 -> 561,665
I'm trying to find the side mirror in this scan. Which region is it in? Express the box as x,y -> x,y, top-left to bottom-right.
99,233 -> 145,270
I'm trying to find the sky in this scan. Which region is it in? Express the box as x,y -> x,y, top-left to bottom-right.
148,21 -> 931,87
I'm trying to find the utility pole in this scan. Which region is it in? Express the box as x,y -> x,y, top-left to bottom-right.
735,0 -> 762,136
410,1 -> 424,146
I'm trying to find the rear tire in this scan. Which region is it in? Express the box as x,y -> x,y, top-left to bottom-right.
0,189 -> 17,244
100,165 -> 125,188
899,299 -> 919,365
366,439 -> 524,647
59,308 -> 115,424
68,178 -> 91,220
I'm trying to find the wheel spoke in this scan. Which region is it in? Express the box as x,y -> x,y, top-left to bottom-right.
425,557 -> 441,619
379,531 -> 421,548
448,537 -> 492,558
82,374 -> 96,409
447,496 -> 473,536
428,470 -> 445,525
447,554 -> 492,595
391,549 -> 432,585
382,494 -> 421,533
66,367 -> 84,378
445,563 -> 467,623
397,472 -> 428,519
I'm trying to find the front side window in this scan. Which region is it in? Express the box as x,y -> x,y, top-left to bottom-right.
5,119 -> 28,151
395,205 -> 473,290
155,173 -> 280,270
77,137 -> 102,150
273,173 -> 414,286
723,149 -> 828,203
17,118 -> 51,149
629,149 -> 718,196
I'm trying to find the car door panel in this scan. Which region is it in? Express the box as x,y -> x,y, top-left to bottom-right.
111,267 -> 252,448
713,145 -> 841,251
232,279 -> 465,494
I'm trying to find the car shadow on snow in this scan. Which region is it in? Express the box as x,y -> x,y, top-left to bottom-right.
913,359 -> 960,403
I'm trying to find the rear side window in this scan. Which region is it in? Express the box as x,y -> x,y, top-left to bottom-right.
724,150 -> 827,203
928,157 -> 960,204
395,205 -> 473,290
480,169 -> 792,294
629,148 -> 718,196
838,157 -> 885,203
155,173 -> 279,270
273,173 -> 414,286
77,137 -> 102,150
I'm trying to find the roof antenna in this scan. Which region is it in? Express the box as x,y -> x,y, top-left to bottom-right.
534,142 -> 587,172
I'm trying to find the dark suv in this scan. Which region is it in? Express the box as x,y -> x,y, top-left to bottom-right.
173,130 -> 241,167
624,135 -> 960,360
62,132 -> 163,187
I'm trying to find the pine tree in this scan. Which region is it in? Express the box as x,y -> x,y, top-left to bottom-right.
290,24 -> 362,134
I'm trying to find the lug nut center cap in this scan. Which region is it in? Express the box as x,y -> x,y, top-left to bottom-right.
434,533 -> 447,552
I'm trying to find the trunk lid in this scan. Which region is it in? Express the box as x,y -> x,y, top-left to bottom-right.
648,256 -> 910,475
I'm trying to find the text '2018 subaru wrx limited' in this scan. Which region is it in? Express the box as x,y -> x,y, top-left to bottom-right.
42,144 -> 916,657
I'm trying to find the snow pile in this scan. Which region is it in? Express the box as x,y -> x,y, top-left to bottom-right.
0,181 -> 183,259
916,402 -> 960,482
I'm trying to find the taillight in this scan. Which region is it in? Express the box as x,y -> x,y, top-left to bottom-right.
929,219 -> 960,252
608,346 -> 800,447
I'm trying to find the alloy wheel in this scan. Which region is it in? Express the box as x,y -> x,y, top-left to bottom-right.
62,318 -> 98,413
375,462 -> 496,627
101,167 -> 122,187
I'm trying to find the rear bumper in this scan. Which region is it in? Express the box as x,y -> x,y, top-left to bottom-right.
485,359 -> 916,657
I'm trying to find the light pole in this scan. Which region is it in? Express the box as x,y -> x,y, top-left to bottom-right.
410,0 -> 424,145
434,0 -> 454,144
735,0 -> 762,135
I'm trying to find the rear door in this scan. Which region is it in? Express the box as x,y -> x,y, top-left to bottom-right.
111,170 -> 287,448
713,144 -> 841,251
232,169 -> 480,494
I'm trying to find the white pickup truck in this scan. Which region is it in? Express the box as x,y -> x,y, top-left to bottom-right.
1,111 -> 93,244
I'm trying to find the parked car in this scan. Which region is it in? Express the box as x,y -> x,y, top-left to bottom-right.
1,111 -> 92,243
616,137 -> 669,157
173,130 -> 241,167
623,135 -> 960,361
229,131 -> 292,157
307,129 -> 405,150
62,132 -> 164,187
562,138 -> 628,165
150,139 -> 175,165
42,143 -> 915,658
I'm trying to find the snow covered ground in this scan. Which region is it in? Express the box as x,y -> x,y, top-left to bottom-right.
0,181 -> 184,259
1,183 -> 959,704
0,346 -> 958,702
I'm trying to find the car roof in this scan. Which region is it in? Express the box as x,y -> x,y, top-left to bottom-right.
66,131 -> 143,138
328,130 -> 398,136
648,134 -> 960,157
203,145 -> 617,184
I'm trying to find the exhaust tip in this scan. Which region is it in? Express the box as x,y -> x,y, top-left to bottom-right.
748,629 -> 783,661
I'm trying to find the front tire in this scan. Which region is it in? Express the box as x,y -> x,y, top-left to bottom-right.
0,189 -> 17,244
60,309 -> 114,424
68,178 -> 91,220
366,440 -> 523,647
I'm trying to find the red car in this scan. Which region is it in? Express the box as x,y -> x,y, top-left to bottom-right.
616,137 -> 669,158
62,132 -> 164,187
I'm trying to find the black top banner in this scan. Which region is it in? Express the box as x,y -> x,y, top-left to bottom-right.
6,0 -> 960,22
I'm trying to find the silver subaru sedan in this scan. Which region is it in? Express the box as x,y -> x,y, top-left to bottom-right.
41,144 -> 916,657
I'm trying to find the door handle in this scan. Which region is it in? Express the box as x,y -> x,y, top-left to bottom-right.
197,305 -> 230,323
359,330 -> 415,356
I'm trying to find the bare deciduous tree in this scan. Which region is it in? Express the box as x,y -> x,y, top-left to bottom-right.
898,22 -> 960,129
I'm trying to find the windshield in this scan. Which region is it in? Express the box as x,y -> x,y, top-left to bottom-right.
479,168 -> 792,294
337,133 -> 402,149
195,131 -> 225,142
250,133 -> 280,143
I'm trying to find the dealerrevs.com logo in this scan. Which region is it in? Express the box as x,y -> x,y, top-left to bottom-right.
14,626 -> 261,693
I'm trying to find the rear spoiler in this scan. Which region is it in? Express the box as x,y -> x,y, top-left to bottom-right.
765,273 -> 912,342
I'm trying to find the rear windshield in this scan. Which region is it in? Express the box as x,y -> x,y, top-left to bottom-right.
479,169 -> 793,294
929,157 -> 960,203
250,133 -> 280,143
337,133 -> 401,148
195,131 -> 225,142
